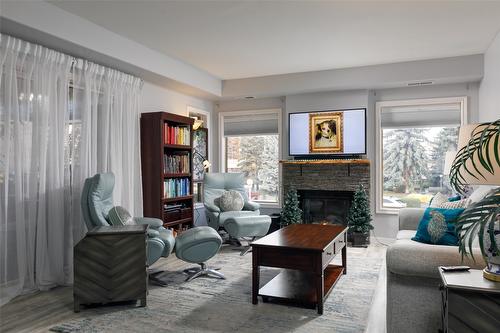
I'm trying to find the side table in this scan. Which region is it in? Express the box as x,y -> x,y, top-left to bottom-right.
439,267 -> 500,333
74,225 -> 148,312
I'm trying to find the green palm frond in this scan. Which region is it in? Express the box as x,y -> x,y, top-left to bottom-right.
449,120 -> 500,195
455,187 -> 500,259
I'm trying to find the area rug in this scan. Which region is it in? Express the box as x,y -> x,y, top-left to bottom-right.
51,246 -> 383,333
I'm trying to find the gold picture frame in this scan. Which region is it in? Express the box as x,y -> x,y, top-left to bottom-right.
309,112 -> 344,153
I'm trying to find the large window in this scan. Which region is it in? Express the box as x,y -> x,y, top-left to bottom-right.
219,109 -> 281,206
376,97 -> 467,213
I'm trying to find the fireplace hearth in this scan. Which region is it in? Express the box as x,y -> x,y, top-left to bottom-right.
299,190 -> 354,226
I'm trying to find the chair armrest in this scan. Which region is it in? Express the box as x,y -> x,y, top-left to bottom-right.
398,208 -> 425,231
147,229 -> 160,238
204,203 -> 221,213
244,201 -> 260,211
134,217 -> 163,228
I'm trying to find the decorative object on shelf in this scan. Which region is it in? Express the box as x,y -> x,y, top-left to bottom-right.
191,117 -> 204,131
347,184 -> 373,247
280,187 -> 303,227
449,120 -> 500,282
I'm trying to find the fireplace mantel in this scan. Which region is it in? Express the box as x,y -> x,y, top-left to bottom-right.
281,158 -> 370,199
280,159 -> 370,165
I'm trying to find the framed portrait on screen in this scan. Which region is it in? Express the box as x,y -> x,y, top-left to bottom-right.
309,112 -> 344,153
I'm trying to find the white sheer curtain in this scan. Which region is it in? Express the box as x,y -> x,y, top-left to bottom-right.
0,34 -> 143,306
70,60 -> 143,239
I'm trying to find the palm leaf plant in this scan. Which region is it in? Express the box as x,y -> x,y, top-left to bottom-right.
449,120 -> 500,262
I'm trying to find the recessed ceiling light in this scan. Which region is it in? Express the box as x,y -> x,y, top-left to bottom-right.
244,96 -> 255,99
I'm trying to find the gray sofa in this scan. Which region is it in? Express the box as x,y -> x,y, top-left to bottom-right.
386,208 -> 485,333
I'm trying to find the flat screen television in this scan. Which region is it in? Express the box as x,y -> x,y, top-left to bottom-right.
288,108 -> 366,157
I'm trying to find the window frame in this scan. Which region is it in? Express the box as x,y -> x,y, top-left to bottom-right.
375,96 -> 468,215
218,108 -> 282,208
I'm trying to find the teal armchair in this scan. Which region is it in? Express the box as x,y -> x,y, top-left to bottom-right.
81,173 -> 175,285
203,173 -> 271,255
203,173 -> 260,230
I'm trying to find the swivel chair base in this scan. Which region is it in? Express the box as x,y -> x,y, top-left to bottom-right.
148,268 -> 168,286
231,237 -> 256,256
183,263 -> 226,282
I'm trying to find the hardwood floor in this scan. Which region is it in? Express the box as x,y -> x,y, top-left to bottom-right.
0,242 -> 388,333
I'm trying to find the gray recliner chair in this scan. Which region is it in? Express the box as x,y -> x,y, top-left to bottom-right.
81,173 -> 175,286
203,173 -> 271,254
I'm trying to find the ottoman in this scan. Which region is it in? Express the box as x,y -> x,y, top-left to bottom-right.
223,215 -> 271,255
175,226 -> 225,282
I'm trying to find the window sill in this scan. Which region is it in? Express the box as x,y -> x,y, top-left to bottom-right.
255,202 -> 281,209
375,208 -> 400,215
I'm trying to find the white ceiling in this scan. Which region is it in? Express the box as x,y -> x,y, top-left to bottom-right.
48,1 -> 500,80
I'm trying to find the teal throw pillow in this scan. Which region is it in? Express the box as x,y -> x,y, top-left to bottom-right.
412,207 -> 464,246
108,206 -> 133,226
448,195 -> 461,202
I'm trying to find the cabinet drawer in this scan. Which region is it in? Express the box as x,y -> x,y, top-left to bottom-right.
322,242 -> 335,267
334,237 -> 346,254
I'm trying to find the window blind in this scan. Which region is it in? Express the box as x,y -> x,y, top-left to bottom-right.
381,102 -> 462,128
223,112 -> 279,136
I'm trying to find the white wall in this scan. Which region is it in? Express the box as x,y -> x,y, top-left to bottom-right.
223,55 -> 483,98
142,82 -> 213,116
479,31 -> 500,122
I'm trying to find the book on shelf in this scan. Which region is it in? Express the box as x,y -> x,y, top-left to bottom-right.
163,123 -> 190,145
163,153 -> 190,174
163,178 -> 191,198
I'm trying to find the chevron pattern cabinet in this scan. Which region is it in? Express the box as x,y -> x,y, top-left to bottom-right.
74,225 -> 148,312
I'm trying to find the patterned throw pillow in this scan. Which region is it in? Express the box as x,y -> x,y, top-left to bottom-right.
108,206 -> 133,225
438,198 -> 470,209
219,190 -> 244,212
429,192 -> 448,208
447,195 -> 461,202
412,207 -> 465,246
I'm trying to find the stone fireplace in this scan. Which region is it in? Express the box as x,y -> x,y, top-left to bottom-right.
281,159 -> 370,226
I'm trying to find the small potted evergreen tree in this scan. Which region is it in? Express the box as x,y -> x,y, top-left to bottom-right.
347,185 -> 373,247
280,188 -> 303,227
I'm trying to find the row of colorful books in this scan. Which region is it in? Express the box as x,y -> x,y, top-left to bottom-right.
164,154 -> 190,174
163,178 -> 190,198
164,123 -> 190,145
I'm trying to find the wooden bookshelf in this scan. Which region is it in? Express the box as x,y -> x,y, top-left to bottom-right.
140,112 -> 194,232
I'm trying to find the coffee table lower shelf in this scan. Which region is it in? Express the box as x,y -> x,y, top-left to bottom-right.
258,265 -> 344,308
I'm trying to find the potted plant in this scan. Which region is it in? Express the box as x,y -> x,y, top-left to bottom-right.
450,119 -> 500,282
347,185 -> 373,247
280,188 -> 303,227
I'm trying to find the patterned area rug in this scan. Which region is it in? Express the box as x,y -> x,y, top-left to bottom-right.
51,246 -> 383,333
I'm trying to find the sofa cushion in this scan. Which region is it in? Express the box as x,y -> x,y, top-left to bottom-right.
412,207 -> 464,246
386,239 -> 485,278
429,192 -> 448,207
396,230 -> 416,240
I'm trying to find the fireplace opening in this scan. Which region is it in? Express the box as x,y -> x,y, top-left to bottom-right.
298,190 -> 354,226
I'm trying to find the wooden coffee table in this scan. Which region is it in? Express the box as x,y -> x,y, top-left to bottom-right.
251,224 -> 347,314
